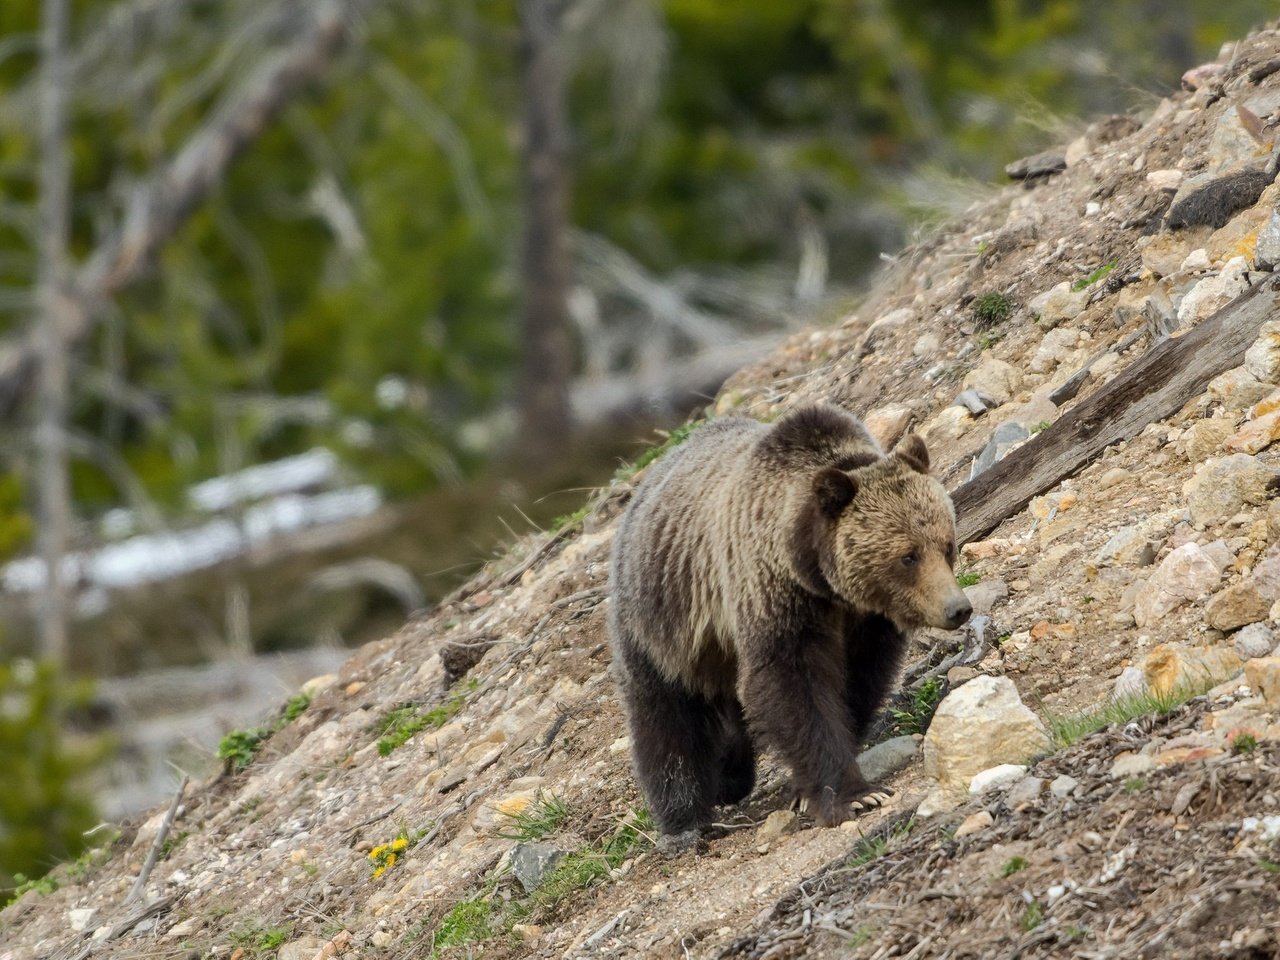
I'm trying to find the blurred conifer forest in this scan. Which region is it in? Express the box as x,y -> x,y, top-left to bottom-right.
0,0 -> 1272,889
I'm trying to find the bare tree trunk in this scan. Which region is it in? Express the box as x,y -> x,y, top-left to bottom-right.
35,0 -> 73,667
516,0 -> 574,465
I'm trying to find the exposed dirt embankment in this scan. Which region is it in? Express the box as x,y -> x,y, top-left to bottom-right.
7,23 -> 1280,960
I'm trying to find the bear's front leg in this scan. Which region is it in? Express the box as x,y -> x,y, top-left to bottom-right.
738,618 -> 868,827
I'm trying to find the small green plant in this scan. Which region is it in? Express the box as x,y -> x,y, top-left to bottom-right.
549,503 -> 591,532
1041,675 -> 1223,750
847,926 -> 875,947
7,871 -> 59,902
956,570 -> 980,588
1000,856 -> 1027,878
614,420 -> 704,482
218,726 -> 269,772
1021,899 -> 1045,931
496,792 -> 571,842
433,896 -> 494,955
1071,260 -> 1116,292
891,677 -> 944,736
230,923 -> 293,954
1030,420 -> 1051,434
1124,776 -> 1145,794
976,330 -> 1005,351
972,291 -> 1013,329
1232,732 -> 1259,755
1259,859 -> 1280,874
376,683 -> 472,757
847,816 -> 914,867
217,689 -> 313,773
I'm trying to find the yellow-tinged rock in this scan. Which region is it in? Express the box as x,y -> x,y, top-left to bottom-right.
1244,657 -> 1280,707
1142,642 -> 1243,697
1223,410 -> 1280,454
1248,388 -> 1280,419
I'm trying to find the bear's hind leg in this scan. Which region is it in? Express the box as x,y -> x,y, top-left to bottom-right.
715,698 -> 756,806
617,642 -> 718,842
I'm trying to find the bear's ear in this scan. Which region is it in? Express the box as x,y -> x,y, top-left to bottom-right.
813,466 -> 857,517
892,433 -> 930,474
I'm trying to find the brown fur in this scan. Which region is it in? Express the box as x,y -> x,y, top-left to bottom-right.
608,404 -> 970,839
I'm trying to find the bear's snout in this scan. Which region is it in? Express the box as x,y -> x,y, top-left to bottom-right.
943,595 -> 973,630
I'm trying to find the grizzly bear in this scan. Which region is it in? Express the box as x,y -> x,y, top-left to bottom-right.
608,404 -> 970,847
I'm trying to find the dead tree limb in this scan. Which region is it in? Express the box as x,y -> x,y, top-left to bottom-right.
951,276 -> 1280,545
0,0 -> 370,414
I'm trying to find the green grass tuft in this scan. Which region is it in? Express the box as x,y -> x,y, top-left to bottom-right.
614,421 -> 703,482
432,896 -> 493,955
891,678 -> 944,736
377,683 -> 473,757
972,291 -> 1014,328
1232,732 -> 1258,755
496,792 -> 571,842
1000,856 -> 1027,877
1041,676 -> 1222,750
1071,260 -> 1116,292
217,689 -> 313,772
1021,900 -> 1045,931
956,571 -> 980,588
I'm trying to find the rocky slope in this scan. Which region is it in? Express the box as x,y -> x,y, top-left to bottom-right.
8,23 -> 1280,960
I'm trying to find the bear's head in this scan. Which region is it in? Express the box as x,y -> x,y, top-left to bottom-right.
802,434 -> 972,631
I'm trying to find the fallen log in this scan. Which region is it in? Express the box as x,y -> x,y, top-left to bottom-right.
951,275 -> 1280,545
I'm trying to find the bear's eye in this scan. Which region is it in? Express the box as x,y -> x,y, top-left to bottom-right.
901,551 -> 919,568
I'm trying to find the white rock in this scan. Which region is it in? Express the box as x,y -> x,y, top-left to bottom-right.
969,763 -> 1028,795
1177,257 -> 1250,325
1029,282 -> 1087,328
69,908 -> 97,933
1246,321 -> 1280,384
1112,666 -> 1146,700
921,676 -> 1049,813
924,406 -> 975,443
963,357 -> 1023,406
1234,622 -> 1276,660
1182,454 -> 1277,526
1146,169 -> 1183,191
1181,248 -> 1212,273
1028,327 -> 1083,374
1050,775 -> 1079,798
862,307 -> 915,351
913,333 -> 941,358
1133,543 -> 1222,627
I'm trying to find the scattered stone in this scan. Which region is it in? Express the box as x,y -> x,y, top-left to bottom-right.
1029,327 -> 1083,372
1050,775 -> 1080,799
1184,417 -> 1236,461
1111,752 -> 1155,778
1246,321 -> 1280,384
954,810 -> 994,838
1182,248 -> 1213,273
757,810 -> 798,842
1006,150 -> 1066,181
921,676 -> 1049,814
1141,641 -> 1244,697
1244,657 -> 1280,707
1208,367 -> 1275,411
68,908 -> 97,934
969,422 -> 1029,480
954,389 -> 988,417
471,777 -> 547,835
1256,210 -> 1280,270
969,764 -> 1027,795
1005,775 -> 1045,809
1177,257 -> 1251,325
1200,540 -> 1235,572
963,357 -> 1023,406
1113,666 -> 1147,700
277,939 -> 329,960
1095,526 -> 1158,568
512,842 -> 567,894
1147,169 -> 1183,192
1133,543 -> 1221,626
913,332 -> 941,358
1029,286 -> 1086,331
961,538 -> 1013,562
863,404 -> 914,448
1234,623 -> 1276,660
1223,411 -> 1280,455
512,924 -> 544,942
924,406 -> 975,443
964,580 -> 1009,616
1097,467 -> 1131,490
858,735 -> 919,784
1182,455 -> 1277,526
861,307 -> 915,352
1205,552 -> 1280,630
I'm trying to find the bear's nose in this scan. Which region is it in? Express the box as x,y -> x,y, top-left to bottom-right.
945,596 -> 973,629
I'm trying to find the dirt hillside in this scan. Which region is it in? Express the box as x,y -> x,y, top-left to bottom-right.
7,22 -> 1280,960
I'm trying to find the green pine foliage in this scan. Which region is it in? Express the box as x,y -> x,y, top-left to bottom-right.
0,661 -> 109,896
